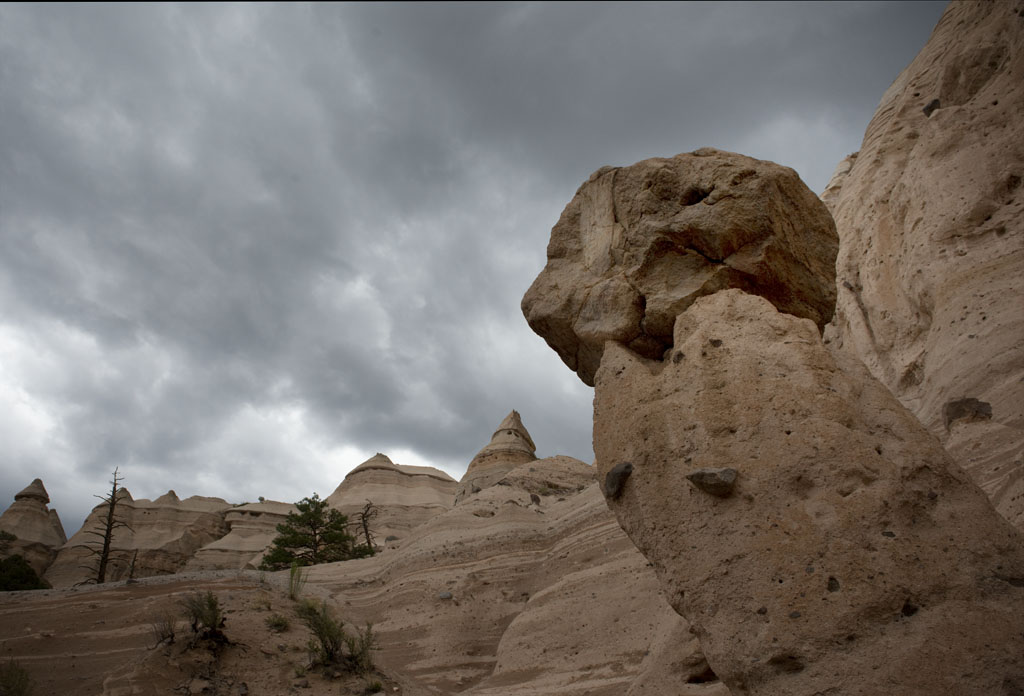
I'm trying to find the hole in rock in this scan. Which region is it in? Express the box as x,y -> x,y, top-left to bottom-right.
768,654 -> 805,673
687,666 -> 719,683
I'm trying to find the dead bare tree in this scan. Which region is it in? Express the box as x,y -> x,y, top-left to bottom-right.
356,500 -> 378,555
80,468 -> 132,584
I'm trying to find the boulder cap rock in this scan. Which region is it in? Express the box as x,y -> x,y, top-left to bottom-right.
14,478 -> 50,504
522,147 -> 838,386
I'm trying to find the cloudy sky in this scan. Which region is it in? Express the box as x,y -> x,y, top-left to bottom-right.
1,1 -> 946,534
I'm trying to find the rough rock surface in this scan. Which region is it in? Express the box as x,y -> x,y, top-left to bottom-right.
187,499 -> 295,570
822,0 -> 1024,526
45,490 -> 230,587
522,148 -> 838,385
592,290 -> 1024,695
455,411 -> 538,503
0,479 -> 67,576
326,452 -> 457,541
306,455 -> 728,696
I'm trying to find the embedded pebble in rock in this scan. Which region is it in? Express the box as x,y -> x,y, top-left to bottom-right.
522,148 -> 838,386
603,462 -> 634,500
685,468 -> 738,497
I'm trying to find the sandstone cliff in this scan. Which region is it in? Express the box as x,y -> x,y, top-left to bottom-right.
823,0 -> 1024,527
44,489 -> 230,587
0,479 -> 67,576
186,499 -> 295,571
304,455 -> 728,696
326,452 -> 457,542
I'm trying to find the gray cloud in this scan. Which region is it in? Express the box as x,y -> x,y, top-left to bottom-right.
0,1 -> 946,532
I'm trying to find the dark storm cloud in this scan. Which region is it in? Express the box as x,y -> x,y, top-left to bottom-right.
0,2 -> 946,531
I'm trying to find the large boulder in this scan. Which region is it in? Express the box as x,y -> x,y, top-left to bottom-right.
822,1 -> 1024,526
522,148 -> 838,386
591,290 -> 1024,695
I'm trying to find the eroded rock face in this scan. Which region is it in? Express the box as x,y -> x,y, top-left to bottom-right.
822,1 -> 1024,526
0,479 -> 67,576
593,290 -> 1024,695
455,411 -> 538,503
303,456 -> 726,696
326,452 -> 457,542
187,500 -> 294,570
45,490 -> 230,587
522,148 -> 838,385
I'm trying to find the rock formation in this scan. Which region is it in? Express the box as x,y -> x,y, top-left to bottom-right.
0,479 -> 67,576
44,490 -> 230,587
187,499 -> 295,570
522,148 -> 838,386
455,411 -> 538,503
822,0 -> 1024,527
525,143 -> 1024,691
326,452 -> 457,542
304,455 -> 728,696
594,290 -> 1024,694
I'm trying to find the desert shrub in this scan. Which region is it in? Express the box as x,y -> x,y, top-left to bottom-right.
0,658 -> 33,696
150,610 -> 178,646
265,613 -> 290,632
295,599 -> 376,673
345,622 -> 377,674
179,591 -> 226,641
0,555 -> 49,592
363,679 -> 383,694
298,599 -> 345,665
287,561 -> 307,600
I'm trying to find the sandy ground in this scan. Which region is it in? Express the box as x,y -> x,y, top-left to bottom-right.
0,570 -> 402,696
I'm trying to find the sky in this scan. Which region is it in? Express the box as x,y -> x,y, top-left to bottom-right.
0,1 -> 947,535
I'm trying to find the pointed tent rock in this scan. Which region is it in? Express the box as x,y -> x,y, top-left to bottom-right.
455,411 -> 539,504
486,410 -> 537,457
48,509 -> 67,545
346,452 -> 399,477
0,478 -> 64,575
154,490 -> 180,504
14,478 -> 50,505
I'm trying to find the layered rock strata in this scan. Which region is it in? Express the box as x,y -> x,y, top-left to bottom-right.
0,479 -> 67,576
822,0 -> 1024,526
326,452 -> 457,542
45,490 -> 230,587
304,456 -> 728,696
187,499 -> 295,570
522,148 -> 838,386
455,411 -> 538,503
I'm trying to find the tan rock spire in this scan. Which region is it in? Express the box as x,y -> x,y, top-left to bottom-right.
14,478 -> 50,504
456,410 -> 538,504
0,478 -> 65,575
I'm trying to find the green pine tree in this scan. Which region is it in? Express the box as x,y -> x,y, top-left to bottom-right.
259,493 -> 365,570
